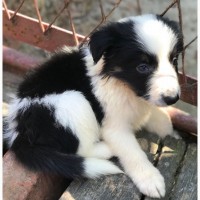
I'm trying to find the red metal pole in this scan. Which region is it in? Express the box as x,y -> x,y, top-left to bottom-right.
3,9 -> 85,52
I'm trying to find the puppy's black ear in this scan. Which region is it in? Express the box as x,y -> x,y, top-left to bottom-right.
89,24 -> 114,63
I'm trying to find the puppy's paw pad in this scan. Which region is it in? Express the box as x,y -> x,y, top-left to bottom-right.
136,169 -> 165,198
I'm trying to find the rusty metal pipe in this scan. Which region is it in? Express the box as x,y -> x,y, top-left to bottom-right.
165,107 -> 197,135
3,46 -> 43,72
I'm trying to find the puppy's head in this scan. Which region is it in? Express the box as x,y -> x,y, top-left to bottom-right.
89,14 -> 183,106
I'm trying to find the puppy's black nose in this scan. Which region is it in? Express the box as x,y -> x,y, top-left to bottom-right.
162,94 -> 179,105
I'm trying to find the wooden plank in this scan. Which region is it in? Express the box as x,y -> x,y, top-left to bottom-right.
60,174 -> 141,200
60,132 -> 160,200
169,143 -> 197,200
136,131 -> 160,162
145,136 -> 187,200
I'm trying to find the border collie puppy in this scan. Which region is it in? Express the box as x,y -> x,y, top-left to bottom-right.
4,14 -> 183,198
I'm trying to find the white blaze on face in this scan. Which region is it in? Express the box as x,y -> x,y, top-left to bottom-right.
148,67 -> 180,106
133,14 -> 177,57
132,14 -> 180,106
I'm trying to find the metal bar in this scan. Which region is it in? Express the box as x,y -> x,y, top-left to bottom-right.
34,0 -> 45,33
10,0 -> 26,20
178,73 -> 197,106
67,7 -> 79,46
136,0 -> 142,15
3,0 -> 11,19
160,0 -> 177,16
165,107 -> 197,135
81,0 -> 122,44
184,36 -> 198,51
3,46 -> 43,72
44,0 -> 70,33
3,9 -> 85,51
177,0 -> 187,84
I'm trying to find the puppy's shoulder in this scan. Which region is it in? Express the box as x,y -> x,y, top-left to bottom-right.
17,47 -> 87,98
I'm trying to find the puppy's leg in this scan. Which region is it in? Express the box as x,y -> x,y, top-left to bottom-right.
144,106 -> 180,139
88,141 -> 114,159
102,125 -> 165,198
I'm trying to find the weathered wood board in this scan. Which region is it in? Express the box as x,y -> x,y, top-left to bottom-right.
145,136 -> 187,200
60,175 -> 141,200
169,143 -> 197,200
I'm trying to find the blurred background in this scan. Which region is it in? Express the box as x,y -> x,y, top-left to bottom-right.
3,0 -> 197,117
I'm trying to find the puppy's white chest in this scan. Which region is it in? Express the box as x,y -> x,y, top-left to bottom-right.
131,105 -> 151,131
95,78 -> 151,131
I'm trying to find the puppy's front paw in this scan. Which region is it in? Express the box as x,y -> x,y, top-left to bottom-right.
134,166 -> 165,198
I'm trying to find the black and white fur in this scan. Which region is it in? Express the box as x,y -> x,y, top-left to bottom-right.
4,14 -> 183,198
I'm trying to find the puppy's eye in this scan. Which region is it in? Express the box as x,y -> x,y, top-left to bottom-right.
172,57 -> 178,73
136,64 -> 151,74
173,57 -> 178,67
